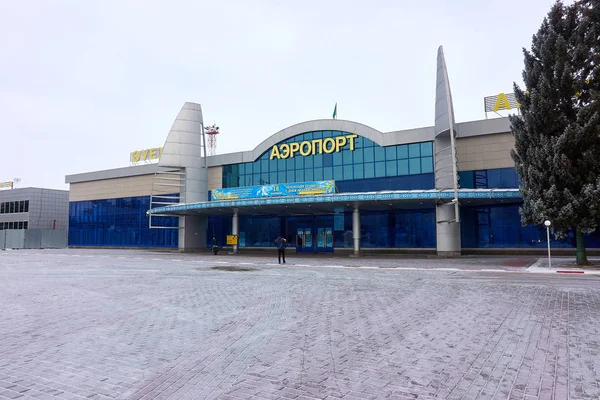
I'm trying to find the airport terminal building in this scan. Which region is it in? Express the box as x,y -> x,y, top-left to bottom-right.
65,48 -> 600,254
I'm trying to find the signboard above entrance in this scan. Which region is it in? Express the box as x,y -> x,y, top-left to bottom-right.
270,134 -> 358,160
211,181 -> 335,201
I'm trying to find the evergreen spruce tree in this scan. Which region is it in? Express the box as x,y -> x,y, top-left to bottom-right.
510,0 -> 600,265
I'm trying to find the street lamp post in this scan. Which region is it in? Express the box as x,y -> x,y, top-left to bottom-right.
544,220 -> 552,268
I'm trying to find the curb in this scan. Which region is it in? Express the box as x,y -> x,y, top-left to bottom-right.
527,259 -> 600,275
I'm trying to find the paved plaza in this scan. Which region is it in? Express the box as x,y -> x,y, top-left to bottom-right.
1,250 -> 599,400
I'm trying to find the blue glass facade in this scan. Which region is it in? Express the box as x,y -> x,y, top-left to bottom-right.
458,168 -> 600,248
458,168 -> 520,189
217,158 -> 600,250
212,131 -> 438,250
222,130 -> 435,192
207,208 -> 436,249
69,196 -> 178,248
461,204 -> 600,249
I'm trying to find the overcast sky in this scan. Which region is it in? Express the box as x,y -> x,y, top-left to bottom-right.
1,0 -> 561,190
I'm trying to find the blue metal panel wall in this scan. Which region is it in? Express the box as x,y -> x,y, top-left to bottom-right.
461,204 -> 600,248
68,196 -> 178,248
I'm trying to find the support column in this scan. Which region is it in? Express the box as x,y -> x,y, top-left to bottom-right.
436,203 -> 461,257
232,209 -> 239,255
178,215 -> 207,253
352,207 -> 361,257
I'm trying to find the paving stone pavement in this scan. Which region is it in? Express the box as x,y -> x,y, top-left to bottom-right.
1,249 -> 599,400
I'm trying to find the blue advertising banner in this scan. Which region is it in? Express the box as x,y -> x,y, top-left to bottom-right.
211,181 -> 336,201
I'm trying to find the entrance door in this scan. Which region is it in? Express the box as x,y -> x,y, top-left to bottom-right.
316,227 -> 334,253
296,227 -> 314,253
477,208 -> 491,248
296,225 -> 334,253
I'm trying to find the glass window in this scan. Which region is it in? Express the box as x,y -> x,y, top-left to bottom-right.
409,158 -> 421,174
364,163 -> 375,178
375,161 -> 386,178
333,152 -> 343,166
343,165 -> 353,180
253,174 -> 261,185
364,147 -> 374,162
374,147 -> 385,162
305,168 -> 314,181
296,156 -> 304,169
274,157 -> 283,171
363,138 -> 374,147
353,148 -> 364,163
261,159 -> 269,174
386,160 -> 397,176
278,171 -> 286,183
9,222 -> 13,229
23,221 -> 28,229
304,132 -> 313,141
9,202 -> 14,213
421,157 -> 434,173
385,147 -> 396,160
354,136 -> 365,149
409,143 -> 421,158
421,142 -> 433,157
245,163 -> 253,175
333,166 -> 343,180
17,222 -> 23,229
238,164 -> 245,175
397,145 -> 408,159
322,130 -> 332,138
343,150 -> 353,165
323,153 -> 333,167
296,170 -> 305,182
270,172 -> 277,184
286,157 -> 294,170
261,173 -> 269,185
312,131 -> 323,140
313,154 -> 323,168
0,202 -> 4,213
19,201 -> 24,213
354,165 -> 364,179
287,170 -> 295,182
398,159 -> 409,175
314,167 -> 323,181
323,167 -> 333,180
304,156 -> 313,169
269,159 -> 278,172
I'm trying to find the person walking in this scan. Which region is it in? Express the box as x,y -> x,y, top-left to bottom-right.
274,234 -> 286,264
212,236 -> 219,255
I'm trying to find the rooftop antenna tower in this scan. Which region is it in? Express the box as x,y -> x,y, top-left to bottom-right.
205,124 -> 220,156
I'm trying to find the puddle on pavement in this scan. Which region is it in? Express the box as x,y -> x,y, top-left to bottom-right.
208,266 -> 257,272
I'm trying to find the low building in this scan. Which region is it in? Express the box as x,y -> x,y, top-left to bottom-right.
0,187 -> 69,249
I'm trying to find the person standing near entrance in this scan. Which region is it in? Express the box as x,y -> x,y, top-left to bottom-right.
212,235 -> 219,255
275,234 -> 286,264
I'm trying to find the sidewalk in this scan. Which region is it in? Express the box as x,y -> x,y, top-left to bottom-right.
527,257 -> 600,275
